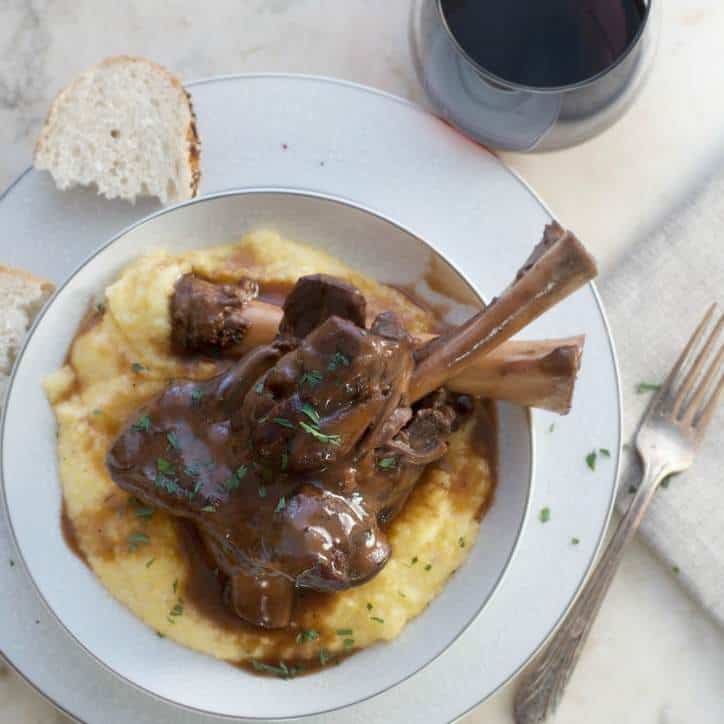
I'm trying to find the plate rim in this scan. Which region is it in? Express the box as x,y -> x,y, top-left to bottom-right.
0,71 -> 621,724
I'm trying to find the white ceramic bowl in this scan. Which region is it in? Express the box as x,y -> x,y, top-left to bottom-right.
1,189 -> 532,720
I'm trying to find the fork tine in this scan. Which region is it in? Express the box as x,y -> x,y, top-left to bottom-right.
673,312 -> 723,417
662,304 -> 717,408
682,343 -> 724,425
693,369 -> 723,439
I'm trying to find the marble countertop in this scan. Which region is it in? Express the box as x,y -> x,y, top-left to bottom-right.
1,1 -> 723,722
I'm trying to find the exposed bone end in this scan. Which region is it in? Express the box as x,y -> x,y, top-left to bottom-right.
445,335 -> 584,414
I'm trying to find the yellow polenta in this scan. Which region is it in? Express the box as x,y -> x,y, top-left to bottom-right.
44,230 -> 494,665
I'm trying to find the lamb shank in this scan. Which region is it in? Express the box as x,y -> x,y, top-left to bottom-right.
107,222 -> 597,629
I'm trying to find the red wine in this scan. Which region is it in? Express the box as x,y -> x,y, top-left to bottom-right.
440,0 -> 647,89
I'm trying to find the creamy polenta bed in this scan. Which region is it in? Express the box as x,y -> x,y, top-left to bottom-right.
44,224 -> 592,676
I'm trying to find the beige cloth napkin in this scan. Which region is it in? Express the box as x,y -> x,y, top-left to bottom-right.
599,167 -> 723,627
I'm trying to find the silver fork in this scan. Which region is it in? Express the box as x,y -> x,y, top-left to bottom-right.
514,304 -> 723,724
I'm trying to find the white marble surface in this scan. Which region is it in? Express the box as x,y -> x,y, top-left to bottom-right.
1,1 -> 723,723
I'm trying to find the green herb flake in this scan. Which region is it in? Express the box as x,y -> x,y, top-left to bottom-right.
370,616 -> 384,624
132,414 -> 151,433
201,505 -> 216,513
251,659 -> 299,679
366,602 -> 373,611
628,485 -> 638,494
157,458 -> 175,475
169,601 -> 184,617
166,431 -> 180,450
172,579 -> 178,594
156,631 -> 164,638
300,370 -> 323,388
336,628 -> 353,636
134,507 -> 154,519
411,556 -> 418,565
548,423 -> 555,433
672,565 -> 680,575
343,638 -> 355,650
92,408 -> 102,416
299,420 -> 341,446
424,563 -> 432,571
458,536 -> 466,548
254,382 -> 265,395
636,382 -> 661,394
295,629 -> 319,644
319,648 -> 331,666
398,591 -> 406,598
127,531 -> 150,552
377,457 -> 397,470
191,388 -> 204,405
145,558 -> 155,568
586,451 -> 597,471
599,448 -> 611,457
274,496 -> 287,514
258,484 -> 267,498
301,402 -> 321,426
539,507 -> 551,523
273,417 -> 295,430
281,450 -> 288,472
131,362 -> 145,374
328,351 -> 351,371
571,537 -> 580,545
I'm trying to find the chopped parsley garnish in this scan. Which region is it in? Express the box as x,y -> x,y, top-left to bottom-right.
548,423 -> 555,433
156,631 -> 164,638
343,638 -> 355,649
169,601 -> 184,617
336,628 -> 353,636
127,531 -> 150,552
628,485 -> 638,494
672,565 -> 680,575
157,458 -> 175,475
571,537 -> 580,545
186,462 -> 201,478
191,388 -> 204,405
370,616 -> 384,624
166,432 -> 180,450
296,629 -> 319,644
145,558 -> 155,568
411,556 -> 418,565
131,362 -> 145,374
273,417 -> 295,429
254,382 -> 265,395
172,579 -> 178,594
299,420 -> 341,446
274,496 -> 287,514
458,536 -> 466,548
92,408 -> 102,416
132,414 -> 151,433
301,402 -> 321,426
258,484 -> 267,498
155,473 -> 186,498
599,448 -> 611,457
281,450 -> 288,472
539,507 -> 551,523
224,464 -> 247,492
366,602 -> 373,611
251,659 -> 301,679
636,382 -> 661,394
424,563 -> 432,571
134,506 -> 154,519
377,457 -> 397,470
201,505 -> 216,513
319,648 -> 331,666
300,370 -> 323,388
398,591 -> 406,598
586,451 -> 597,471
328,351 -> 351,371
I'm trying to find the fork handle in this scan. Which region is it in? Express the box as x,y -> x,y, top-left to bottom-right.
513,458 -> 672,724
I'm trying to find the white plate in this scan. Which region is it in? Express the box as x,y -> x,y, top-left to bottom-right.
0,74 -> 620,724
3,189 -> 533,719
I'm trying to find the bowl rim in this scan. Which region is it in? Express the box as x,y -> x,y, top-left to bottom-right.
0,186 -> 534,721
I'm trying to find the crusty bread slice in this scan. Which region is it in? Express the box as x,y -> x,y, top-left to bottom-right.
34,56 -> 200,205
0,266 -> 54,403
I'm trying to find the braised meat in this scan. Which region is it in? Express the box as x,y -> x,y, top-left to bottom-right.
107,223 -> 597,629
